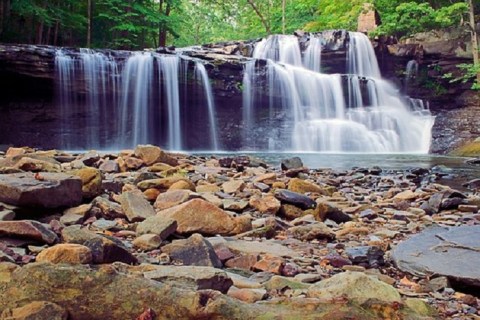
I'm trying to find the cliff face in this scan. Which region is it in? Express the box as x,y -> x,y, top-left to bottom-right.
0,29 -> 477,153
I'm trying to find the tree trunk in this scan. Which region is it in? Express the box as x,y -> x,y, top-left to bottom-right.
87,0 -> 92,47
159,1 -> 170,47
467,0 -> 479,84
53,20 -> 59,46
246,0 -> 271,34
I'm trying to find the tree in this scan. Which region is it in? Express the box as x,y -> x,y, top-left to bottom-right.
467,0 -> 479,84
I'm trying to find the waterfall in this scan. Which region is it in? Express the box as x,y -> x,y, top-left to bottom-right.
195,62 -> 219,150
243,32 -> 434,153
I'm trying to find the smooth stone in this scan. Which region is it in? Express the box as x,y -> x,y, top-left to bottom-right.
288,223 -> 335,241
274,189 -> 316,210
307,271 -> 401,305
288,178 -> 328,195
227,286 -> 266,303
226,272 -> 263,289
392,225 -> 480,288
221,180 -> 245,194
136,216 -> 177,240
0,251 -> 15,263
90,219 -> 118,232
281,157 -> 303,171
144,265 -> 232,293
134,144 -> 178,166
120,191 -> 156,222
161,233 -> 222,268
36,243 -> 92,264
158,199 -> 251,236
222,199 -> 249,211
0,220 -> 58,244
264,275 -> 311,291
0,172 -> 82,208
98,160 -> 119,173
253,254 -> 285,275
73,167 -> 103,199
249,195 -> 281,215
132,234 -> 162,251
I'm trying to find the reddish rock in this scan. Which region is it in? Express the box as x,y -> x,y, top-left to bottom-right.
253,254 -> 285,275
36,243 -> 92,264
225,254 -> 258,270
0,220 -> 58,244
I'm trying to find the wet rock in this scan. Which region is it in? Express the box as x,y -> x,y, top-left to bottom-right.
307,271 -> 401,304
145,265 -> 233,293
392,225 -> 480,288
136,216 -> 177,240
0,220 -> 57,244
274,189 -> 316,210
73,167 -> 103,199
345,246 -> 385,268
0,172 -> 82,208
281,157 -> 303,171
0,301 -> 67,320
36,244 -> 92,264
132,234 -> 162,251
120,191 -> 156,222
84,236 -> 137,264
161,233 -> 222,268
288,223 -> 335,241
158,199 -> 251,236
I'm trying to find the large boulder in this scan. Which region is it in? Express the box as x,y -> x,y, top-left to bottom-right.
392,225 -> 480,288
134,144 -> 178,166
0,173 -> 82,208
158,199 -> 252,236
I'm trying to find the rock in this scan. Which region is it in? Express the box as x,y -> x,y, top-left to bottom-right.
136,216 -> 177,240
227,287 -> 266,303
168,179 -> 195,191
281,157 -> 303,170
393,190 -> 418,201
159,199 -> 251,236
288,223 -> 335,241
464,178 -> 480,191
222,199 -> 248,211
249,195 -> 281,215
120,191 -> 156,222
288,178 -> 327,195
279,204 -> 304,220
154,189 -> 198,210
253,254 -> 285,274
73,167 -> 103,199
36,244 -> 92,264
345,246 -> 385,268
221,180 -> 245,194
207,237 -> 298,258
0,210 -> 15,221
137,177 -> 190,192
0,220 -> 57,244
61,225 -> 101,244
307,271 -> 402,305
84,236 -> 137,264
98,160 -> 119,173
0,301 -> 67,320
132,234 -> 162,251
60,205 -> 89,226
264,275 -> 311,291
392,225 -> 480,288
161,233 -> 222,268
0,251 -> 15,263
90,219 -> 118,232
224,254 -> 258,270
123,157 -> 144,170
144,265 -> 233,294
196,184 -> 221,193
90,197 -> 125,219
274,189 -> 316,210
0,173 -> 82,208
134,144 -> 178,166
14,157 -> 62,173
315,200 -> 352,223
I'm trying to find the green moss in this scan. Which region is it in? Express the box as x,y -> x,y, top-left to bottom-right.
449,141 -> 480,157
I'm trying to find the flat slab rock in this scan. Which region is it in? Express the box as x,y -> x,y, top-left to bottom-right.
392,225 -> 480,288
0,172 -> 82,208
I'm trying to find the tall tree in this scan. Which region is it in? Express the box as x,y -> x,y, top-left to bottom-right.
467,0 -> 479,83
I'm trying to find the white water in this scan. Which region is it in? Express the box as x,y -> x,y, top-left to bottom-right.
195,62 -> 219,150
243,32 -> 434,153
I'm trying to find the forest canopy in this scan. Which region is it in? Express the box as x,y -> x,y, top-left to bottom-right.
0,0 -> 477,49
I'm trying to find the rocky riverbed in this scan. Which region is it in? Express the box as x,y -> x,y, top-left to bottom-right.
0,145 -> 479,319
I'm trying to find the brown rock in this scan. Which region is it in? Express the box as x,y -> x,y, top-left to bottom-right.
195,184 -> 221,193
249,195 -> 281,215
159,199 -> 251,236
0,220 -> 57,244
227,287 -> 267,303
136,216 -> 177,240
134,145 -> 178,166
253,254 -> 285,275
14,157 -> 61,173
154,189 -> 197,210
224,254 -> 258,270
221,180 -> 245,194
137,177 -> 190,192
84,236 -> 137,264
143,188 -> 161,201
288,178 -> 326,195
74,167 -> 103,199
0,172 -> 82,208
98,160 -> 119,173
36,244 -> 92,264
168,180 -> 195,191
132,234 -> 162,251
0,301 -> 67,320
279,204 -> 304,220
288,223 -> 335,241
124,157 -> 144,170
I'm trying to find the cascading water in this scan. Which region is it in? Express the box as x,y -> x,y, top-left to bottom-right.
195,62 -> 219,150
243,32 -> 434,153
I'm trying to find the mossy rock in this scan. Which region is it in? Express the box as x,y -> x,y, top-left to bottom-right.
450,141 -> 480,157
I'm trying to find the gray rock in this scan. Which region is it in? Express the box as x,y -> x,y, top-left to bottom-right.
90,196 -> 125,219
0,210 -> 15,221
288,223 -> 335,241
0,173 -> 82,208
274,189 -> 316,210
120,191 -> 155,222
144,265 -> 233,293
162,233 -> 222,268
281,157 -> 303,171
61,225 -> 101,244
207,237 -> 298,258
392,225 -> 480,288
136,216 -> 177,240
345,246 -> 385,268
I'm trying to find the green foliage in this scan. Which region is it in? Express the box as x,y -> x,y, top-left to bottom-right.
372,1 -> 468,37
304,0 -> 365,31
443,63 -> 480,90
